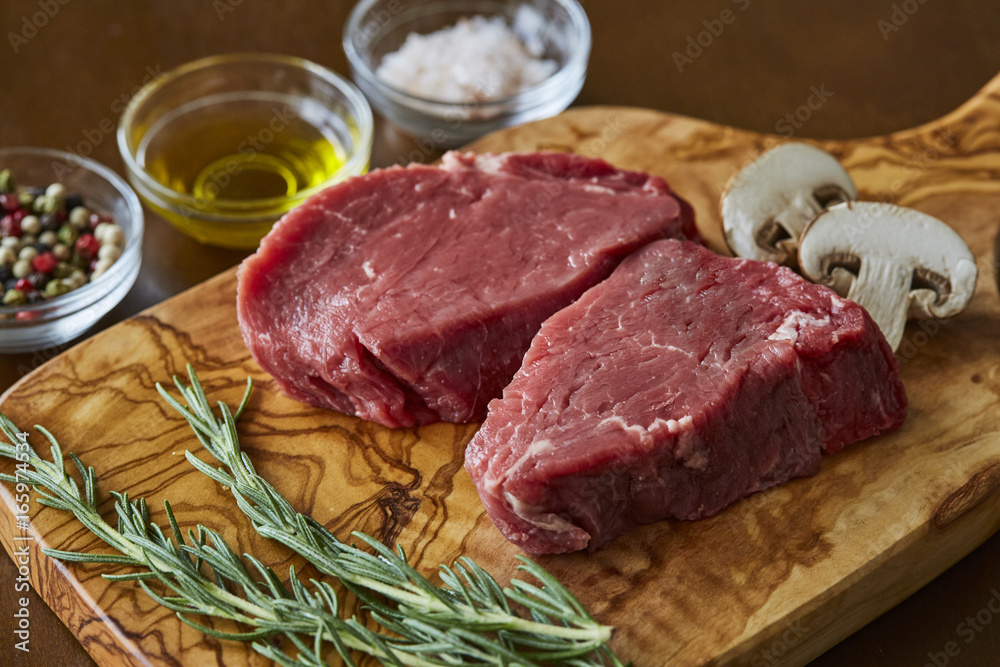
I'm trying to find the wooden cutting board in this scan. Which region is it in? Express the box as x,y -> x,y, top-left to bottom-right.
3,73 -> 1000,666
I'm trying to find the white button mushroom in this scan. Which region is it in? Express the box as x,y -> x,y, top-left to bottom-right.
798,201 -> 977,351
722,144 -> 858,266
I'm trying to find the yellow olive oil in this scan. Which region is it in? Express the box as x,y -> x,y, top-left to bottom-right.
136,92 -> 357,247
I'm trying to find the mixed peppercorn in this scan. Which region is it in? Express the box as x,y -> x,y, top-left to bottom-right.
0,168 -> 125,312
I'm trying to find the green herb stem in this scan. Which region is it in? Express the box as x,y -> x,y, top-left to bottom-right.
0,367 -> 625,666
159,368 -> 620,662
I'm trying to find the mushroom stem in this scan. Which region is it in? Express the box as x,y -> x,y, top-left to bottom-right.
846,256 -> 913,351
721,144 -> 858,265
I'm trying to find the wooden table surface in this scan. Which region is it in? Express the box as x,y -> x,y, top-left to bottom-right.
1,1 -> 999,665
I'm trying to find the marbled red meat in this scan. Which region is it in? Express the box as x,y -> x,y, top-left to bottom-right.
465,240 -> 907,554
237,152 -> 697,428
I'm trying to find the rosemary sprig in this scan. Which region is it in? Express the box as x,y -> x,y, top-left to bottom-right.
0,416 -> 449,666
157,368 -> 620,663
0,368 -> 626,666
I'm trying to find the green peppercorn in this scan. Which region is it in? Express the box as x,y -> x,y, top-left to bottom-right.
43,279 -> 71,298
52,261 -> 73,279
17,191 -> 34,207
41,195 -> 62,215
57,224 -> 79,246
0,169 -> 13,193
3,289 -> 27,306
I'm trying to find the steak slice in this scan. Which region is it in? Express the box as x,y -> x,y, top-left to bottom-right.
237,152 -> 698,428
465,239 -> 907,554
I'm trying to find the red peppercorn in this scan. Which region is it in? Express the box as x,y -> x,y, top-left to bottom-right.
56,208 -> 68,222
14,278 -> 33,293
0,194 -> 19,212
1,214 -> 21,237
32,251 -> 58,274
75,233 -> 100,260
11,209 -> 25,224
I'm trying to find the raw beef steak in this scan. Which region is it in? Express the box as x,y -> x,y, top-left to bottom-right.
237,152 -> 697,428
465,240 -> 907,554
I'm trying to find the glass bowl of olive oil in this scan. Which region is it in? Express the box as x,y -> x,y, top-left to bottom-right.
117,53 -> 373,249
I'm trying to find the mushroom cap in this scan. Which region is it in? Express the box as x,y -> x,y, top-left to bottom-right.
798,201 -> 977,320
722,143 -> 857,265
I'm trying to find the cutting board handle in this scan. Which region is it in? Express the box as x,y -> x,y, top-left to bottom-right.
891,70 -> 1000,141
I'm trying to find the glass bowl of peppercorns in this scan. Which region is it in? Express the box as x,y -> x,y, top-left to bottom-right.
0,147 -> 143,353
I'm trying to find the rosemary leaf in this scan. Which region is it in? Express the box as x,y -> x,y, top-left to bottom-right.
0,367 -> 626,666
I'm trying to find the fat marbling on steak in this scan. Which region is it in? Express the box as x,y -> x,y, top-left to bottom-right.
465,240 -> 907,554
237,152 -> 698,428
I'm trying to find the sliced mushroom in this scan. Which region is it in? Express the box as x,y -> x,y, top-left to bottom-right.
722,144 -> 857,266
798,201 -> 977,351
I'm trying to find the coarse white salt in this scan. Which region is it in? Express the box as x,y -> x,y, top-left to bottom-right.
375,13 -> 558,104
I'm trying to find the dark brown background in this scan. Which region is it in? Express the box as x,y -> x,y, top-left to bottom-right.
1,1 -> 999,665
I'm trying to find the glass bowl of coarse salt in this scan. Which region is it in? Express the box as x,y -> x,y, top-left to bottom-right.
344,0 -> 590,148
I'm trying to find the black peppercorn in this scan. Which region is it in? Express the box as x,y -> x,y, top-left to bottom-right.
0,169 -> 125,311
40,213 -> 59,232
27,271 -> 47,291
64,194 -> 84,211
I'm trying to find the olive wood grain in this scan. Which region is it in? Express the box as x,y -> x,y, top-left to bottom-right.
2,74 -> 1000,666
